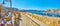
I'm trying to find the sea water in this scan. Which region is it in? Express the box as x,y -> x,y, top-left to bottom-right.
25,10 -> 60,17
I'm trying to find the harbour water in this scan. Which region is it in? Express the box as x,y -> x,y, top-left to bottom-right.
23,10 -> 60,17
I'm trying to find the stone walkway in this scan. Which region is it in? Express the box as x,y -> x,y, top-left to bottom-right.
20,12 -> 48,26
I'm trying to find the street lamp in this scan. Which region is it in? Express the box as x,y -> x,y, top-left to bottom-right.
2,0 -> 12,9
2,0 -> 13,26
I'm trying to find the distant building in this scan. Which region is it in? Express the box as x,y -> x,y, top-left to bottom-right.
46,9 -> 54,13
46,9 -> 60,13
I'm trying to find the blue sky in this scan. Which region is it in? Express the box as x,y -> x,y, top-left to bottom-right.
0,0 -> 60,10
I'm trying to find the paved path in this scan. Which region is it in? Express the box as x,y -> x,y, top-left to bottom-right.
20,13 -> 48,26
25,13 -> 48,26
20,13 -> 39,26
